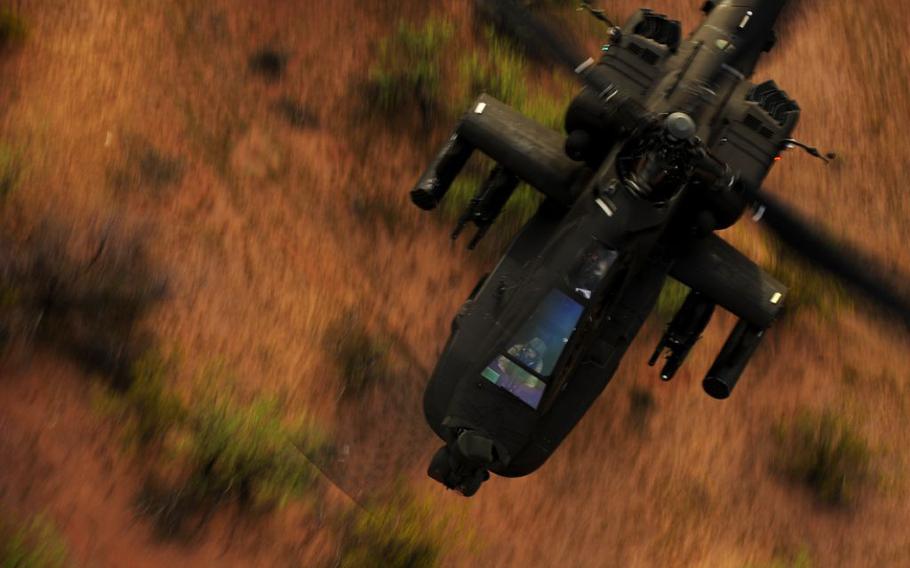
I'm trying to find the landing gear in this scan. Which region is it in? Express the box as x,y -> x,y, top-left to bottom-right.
427,429 -> 496,496
427,446 -> 490,497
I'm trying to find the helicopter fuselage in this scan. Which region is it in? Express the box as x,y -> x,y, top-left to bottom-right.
418,0 -> 796,494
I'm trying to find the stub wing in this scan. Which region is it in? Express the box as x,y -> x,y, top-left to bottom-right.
670,233 -> 786,328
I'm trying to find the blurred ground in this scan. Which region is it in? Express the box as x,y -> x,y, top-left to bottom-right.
1,0 -> 909,566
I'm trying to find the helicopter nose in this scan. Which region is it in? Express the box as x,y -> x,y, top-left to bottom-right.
666,112 -> 697,140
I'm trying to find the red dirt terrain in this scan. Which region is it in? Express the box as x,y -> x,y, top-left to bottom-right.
2,0 -> 910,566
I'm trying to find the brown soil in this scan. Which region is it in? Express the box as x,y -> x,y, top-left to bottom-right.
1,0 -> 909,566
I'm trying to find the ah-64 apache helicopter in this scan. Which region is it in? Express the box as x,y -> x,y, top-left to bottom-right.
408,0 -> 910,496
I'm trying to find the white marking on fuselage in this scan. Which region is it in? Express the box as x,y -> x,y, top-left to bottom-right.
575,57 -> 596,74
474,102 -> 487,114
770,292 -> 783,305
722,63 -> 745,80
739,10 -> 754,30
595,197 -> 615,217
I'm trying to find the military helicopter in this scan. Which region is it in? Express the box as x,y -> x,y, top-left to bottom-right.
409,0 -> 910,496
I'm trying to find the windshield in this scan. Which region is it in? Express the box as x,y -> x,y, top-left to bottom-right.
481,290 -> 585,409
481,241 -> 618,409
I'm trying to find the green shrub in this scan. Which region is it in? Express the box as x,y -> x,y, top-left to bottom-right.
367,18 -> 454,116
519,89 -> 572,131
457,27 -> 575,130
773,410 -> 871,505
118,352 -> 186,446
766,236 -> 849,319
0,9 -> 27,51
138,378 -> 331,538
434,27 -> 576,253
654,278 -> 688,323
459,28 -> 528,109
326,311 -> 391,398
184,393 -> 329,510
340,490 -> 449,568
0,513 -> 68,568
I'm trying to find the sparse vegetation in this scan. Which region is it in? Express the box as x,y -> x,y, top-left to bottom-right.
457,26 -> 574,130
366,18 -> 454,117
272,97 -> 318,130
439,172 -> 543,255
429,25 -> 575,253
654,278 -> 688,323
101,351 -> 187,447
350,193 -> 404,237
766,237 -> 849,319
459,28 -> 528,110
0,221 -> 166,387
184,390 -> 329,510
326,310 -> 391,398
249,48 -> 286,82
133,368 -> 331,538
627,385 -> 655,433
0,8 -> 27,51
0,512 -> 69,568
768,547 -> 813,568
773,409 -> 871,505
340,489 -> 451,568
109,139 -> 184,194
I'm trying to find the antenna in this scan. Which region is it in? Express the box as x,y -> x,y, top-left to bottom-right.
577,1 -> 617,30
782,138 -> 837,165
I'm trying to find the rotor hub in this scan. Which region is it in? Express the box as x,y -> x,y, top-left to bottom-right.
666,112 -> 697,141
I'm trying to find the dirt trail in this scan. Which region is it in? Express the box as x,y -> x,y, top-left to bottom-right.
2,0 -> 910,566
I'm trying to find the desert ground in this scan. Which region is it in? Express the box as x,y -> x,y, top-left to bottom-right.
1,1 -> 910,566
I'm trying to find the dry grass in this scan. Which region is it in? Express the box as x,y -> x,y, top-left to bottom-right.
1,0 -> 909,566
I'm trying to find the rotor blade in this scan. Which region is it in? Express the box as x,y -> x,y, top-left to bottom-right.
474,0 -> 617,93
746,186 -> 910,328
475,0 -> 588,71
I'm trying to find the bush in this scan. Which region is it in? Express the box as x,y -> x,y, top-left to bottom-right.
185,392 -> 330,510
459,28 -> 528,110
773,410 -> 871,505
326,310 -> 391,398
139,384 -> 330,538
457,26 -> 575,130
366,18 -> 454,117
0,221 -> 166,387
340,489 -> 449,568
0,512 -> 69,568
0,8 -> 27,51
654,278 -> 688,323
766,236 -> 849,319
103,351 -> 186,447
